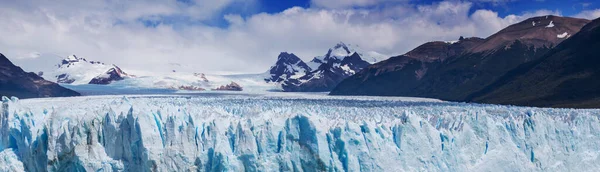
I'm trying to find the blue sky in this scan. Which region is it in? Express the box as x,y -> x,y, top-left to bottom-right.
254,0 -> 600,15
134,0 -> 600,30
2,0 -> 600,74
191,0 -> 600,28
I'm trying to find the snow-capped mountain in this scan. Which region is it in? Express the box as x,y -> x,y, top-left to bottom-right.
283,52 -> 371,92
265,52 -> 311,83
282,42 -> 382,92
42,55 -> 130,85
307,42 -> 387,69
264,42 -> 388,92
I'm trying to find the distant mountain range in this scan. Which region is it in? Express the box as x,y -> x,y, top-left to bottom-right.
3,15 -> 600,108
331,15 -> 599,108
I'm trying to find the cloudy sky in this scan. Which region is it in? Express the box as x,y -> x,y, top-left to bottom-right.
2,0 -> 599,74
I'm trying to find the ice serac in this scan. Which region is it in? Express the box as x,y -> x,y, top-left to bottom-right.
1,95 -> 600,171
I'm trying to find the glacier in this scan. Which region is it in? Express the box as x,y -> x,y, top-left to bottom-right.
0,94 -> 599,171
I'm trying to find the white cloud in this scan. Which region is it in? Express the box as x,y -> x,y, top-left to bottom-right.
310,0 -> 409,9
574,9 -> 600,20
0,0 -> 566,74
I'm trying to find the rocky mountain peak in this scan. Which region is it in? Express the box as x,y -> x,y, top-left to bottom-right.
88,65 -> 131,85
265,52 -> 311,83
214,81 -> 243,91
277,52 -> 302,62
324,42 -> 352,61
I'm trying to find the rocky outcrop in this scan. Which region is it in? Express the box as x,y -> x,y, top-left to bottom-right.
213,82 -> 243,91
176,85 -> 205,91
89,65 -> 130,85
0,53 -> 80,98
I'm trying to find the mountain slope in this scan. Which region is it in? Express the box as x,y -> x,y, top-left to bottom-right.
470,17 -> 600,108
330,37 -> 485,96
331,16 -> 590,101
0,53 -> 80,98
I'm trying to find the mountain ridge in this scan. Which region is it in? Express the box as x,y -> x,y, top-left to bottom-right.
331,15 -> 591,103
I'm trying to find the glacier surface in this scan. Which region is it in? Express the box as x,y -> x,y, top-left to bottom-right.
0,94 -> 599,171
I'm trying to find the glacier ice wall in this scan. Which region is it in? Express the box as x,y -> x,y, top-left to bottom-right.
0,95 -> 599,171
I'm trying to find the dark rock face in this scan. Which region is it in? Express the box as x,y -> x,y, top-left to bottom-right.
214,82 -> 243,91
88,66 -> 129,85
265,52 -> 311,83
331,16 -> 590,102
470,18 -> 600,108
57,73 -> 76,84
283,52 -> 370,92
0,53 -> 80,98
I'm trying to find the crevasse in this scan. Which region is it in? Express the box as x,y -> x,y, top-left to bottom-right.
0,95 -> 599,171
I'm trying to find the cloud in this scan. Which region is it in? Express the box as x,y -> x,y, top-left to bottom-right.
574,9 -> 600,20
310,0 -> 410,9
0,0 -> 566,74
